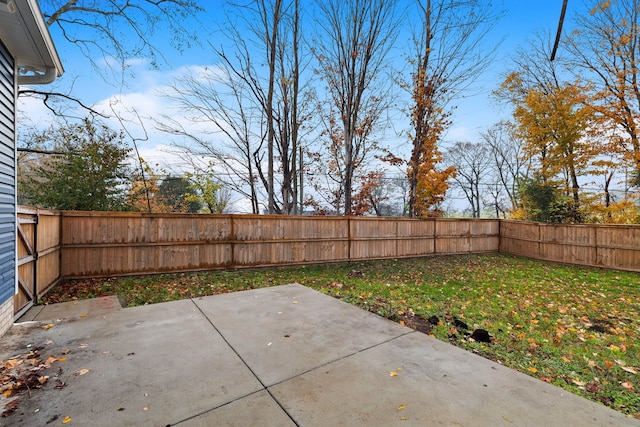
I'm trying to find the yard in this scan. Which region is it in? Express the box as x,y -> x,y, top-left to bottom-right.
43,253 -> 640,418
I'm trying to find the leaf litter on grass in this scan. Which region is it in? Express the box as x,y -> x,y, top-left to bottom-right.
42,253 -> 640,417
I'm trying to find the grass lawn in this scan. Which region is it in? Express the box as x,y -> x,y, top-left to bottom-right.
42,253 -> 640,418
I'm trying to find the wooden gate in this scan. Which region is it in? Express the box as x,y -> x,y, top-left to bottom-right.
14,207 -> 62,318
14,208 -> 37,317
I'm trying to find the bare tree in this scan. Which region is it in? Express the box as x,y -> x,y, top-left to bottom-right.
158,66 -> 263,214
481,121 -> 531,211
273,0 -> 308,214
406,0 -> 502,217
313,0 -> 398,214
261,0 -> 283,213
159,0 -> 311,214
446,141 -> 491,218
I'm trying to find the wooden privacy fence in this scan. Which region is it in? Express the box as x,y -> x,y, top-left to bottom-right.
59,212 -> 499,277
14,207 -> 640,316
500,220 -> 640,272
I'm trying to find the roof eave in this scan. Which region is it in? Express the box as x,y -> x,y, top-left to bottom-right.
0,0 -> 64,85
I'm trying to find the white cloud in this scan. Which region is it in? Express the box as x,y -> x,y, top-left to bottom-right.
446,126 -> 475,142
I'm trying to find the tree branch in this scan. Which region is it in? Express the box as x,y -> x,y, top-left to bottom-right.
18,89 -> 109,119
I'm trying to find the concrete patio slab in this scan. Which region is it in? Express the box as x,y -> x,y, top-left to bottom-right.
195,285 -> 411,387
1,284 -> 637,426
269,331 -> 628,426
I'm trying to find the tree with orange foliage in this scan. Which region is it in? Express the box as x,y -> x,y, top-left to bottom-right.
567,0 -> 640,182
511,79 -> 596,206
498,32 -> 637,223
351,171 -> 389,216
406,0 -> 501,217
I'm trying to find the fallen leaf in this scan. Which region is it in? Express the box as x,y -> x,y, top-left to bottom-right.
586,381 -> 601,393
622,366 -> 638,375
572,378 -> 586,386
79,344 -> 88,348
1,398 -> 20,417
5,359 -> 23,369
62,349 -> 70,355
75,369 -> 90,376
561,356 -> 571,363
62,415 -> 71,424
397,404 -> 406,411
43,324 -> 54,330
46,356 -> 57,365
292,301 -> 299,304
527,367 -> 538,373
390,371 -> 398,377
143,407 -> 148,411
503,416 -> 513,423
621,381 -> 634,391
38,376 -> 49,385
58,357 -> 67,362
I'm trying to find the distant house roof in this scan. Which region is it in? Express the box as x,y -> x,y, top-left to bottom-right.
0,0 -> 63,84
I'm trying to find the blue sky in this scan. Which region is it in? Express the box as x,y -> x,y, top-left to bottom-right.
19,0 -> 577,167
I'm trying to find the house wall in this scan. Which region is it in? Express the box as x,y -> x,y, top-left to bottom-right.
0,40 -> 15,337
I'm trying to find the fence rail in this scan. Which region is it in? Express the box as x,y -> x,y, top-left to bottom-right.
15,207 -> 640,316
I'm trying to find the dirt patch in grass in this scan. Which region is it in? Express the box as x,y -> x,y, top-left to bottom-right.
41,254 -> 640,418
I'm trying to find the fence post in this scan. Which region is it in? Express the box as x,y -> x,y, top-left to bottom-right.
433,218 -> 437,255
347,216 -> 351,262
230,215 -> 235,267
32,209 -> 39,303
